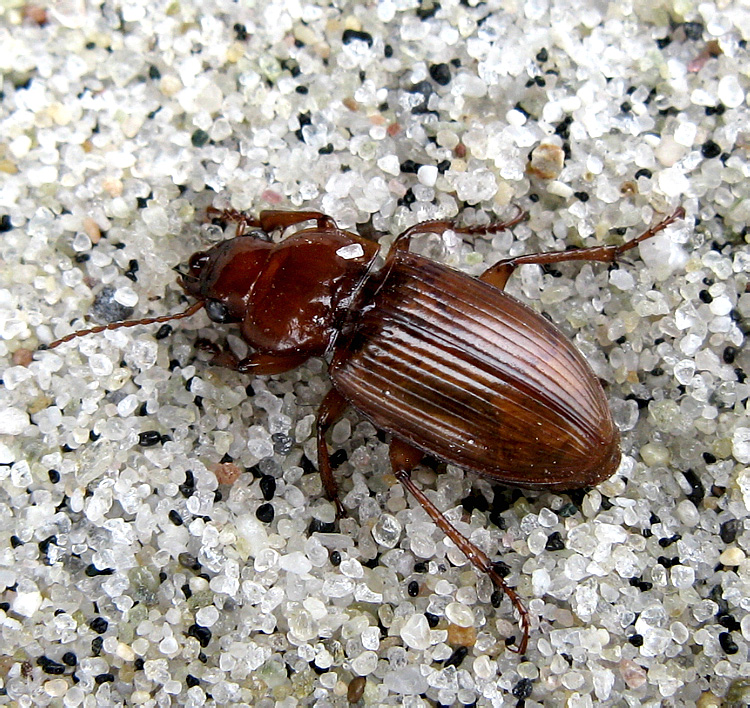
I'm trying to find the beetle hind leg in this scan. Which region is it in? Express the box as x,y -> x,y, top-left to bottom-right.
390,438 -> 530,654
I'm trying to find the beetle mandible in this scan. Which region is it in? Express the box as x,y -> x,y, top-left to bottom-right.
44,206 -> 686,654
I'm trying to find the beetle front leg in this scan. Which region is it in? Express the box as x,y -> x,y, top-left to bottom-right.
390,438 -> 530,655
196,341 -> 309,374
479,207 -> 686,290
258,210 -> 338,232
316,388 -> 349,518
206,208 -> 338,235
206,207 -> 261,237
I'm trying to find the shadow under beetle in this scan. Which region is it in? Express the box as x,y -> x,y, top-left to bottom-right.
45,206 -> 686,654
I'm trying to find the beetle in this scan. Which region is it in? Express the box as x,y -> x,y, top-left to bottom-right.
43,205 -> 685,654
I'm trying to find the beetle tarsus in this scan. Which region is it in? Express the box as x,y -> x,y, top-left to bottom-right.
611,205 -> 686,257
450,205 -> 528,236
487,564 -> 530,655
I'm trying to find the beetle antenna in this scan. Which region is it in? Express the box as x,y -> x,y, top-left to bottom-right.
41,301 -> 205,350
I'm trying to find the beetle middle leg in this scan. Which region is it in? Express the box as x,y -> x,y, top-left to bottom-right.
390,438 -> 530,654
391,208 -> 527,253
479,207 -> 685,290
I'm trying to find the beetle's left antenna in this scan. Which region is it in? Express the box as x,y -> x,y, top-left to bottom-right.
40,301 -> 205,350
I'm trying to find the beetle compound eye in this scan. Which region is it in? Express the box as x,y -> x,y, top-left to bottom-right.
188,252 -> 210,275
205,299 -> 230,323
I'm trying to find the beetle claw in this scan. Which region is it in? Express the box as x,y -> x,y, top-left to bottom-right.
488,565 -> 531,655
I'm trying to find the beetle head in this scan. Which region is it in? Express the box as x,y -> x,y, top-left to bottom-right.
178,237 -> 274,324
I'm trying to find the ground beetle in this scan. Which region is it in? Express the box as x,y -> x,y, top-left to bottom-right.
44,206 -> 686,653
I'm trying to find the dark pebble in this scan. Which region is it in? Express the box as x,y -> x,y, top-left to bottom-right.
309,517 -> 336,534
256,503 -> 275,523
429,63 -> 451,85
260,474 -> 277,501
443,645 -> 468,668
179,552 -> 201,571
720,519 -> 738,544
683,468 -> 705,505
37,657 -> 66,675
545,531 -> 565,551
701,140 -> 721,158
682,21 -> 704,40
187,623 -> 212,648
719,631 -> 738,654
342,29 -> 373,47
138,430 -> 162,447
191,129 -> 209,147
347,676 -> 366,703
62,652 -> 77,666
85,564 -> 114,577
512,678 -> 533,699
90,617 -> 108,634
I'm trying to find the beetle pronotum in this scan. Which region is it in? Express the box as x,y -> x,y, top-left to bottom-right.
43,206 -> 685,653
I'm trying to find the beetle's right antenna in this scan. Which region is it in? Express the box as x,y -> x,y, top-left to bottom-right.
41,301 -> 205,350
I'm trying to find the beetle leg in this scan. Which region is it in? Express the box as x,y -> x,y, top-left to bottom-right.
390,438 -> 530,654
390,209 -> 526,254
480,207 -> 686,290
206,209 -> 338,235
258,210 -> 338,232
206,207 -> 261,237
202,345 -> 309,375
316,388 -> 349,518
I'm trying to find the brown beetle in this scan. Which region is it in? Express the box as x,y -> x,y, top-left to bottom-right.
44,206 -> 685,654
